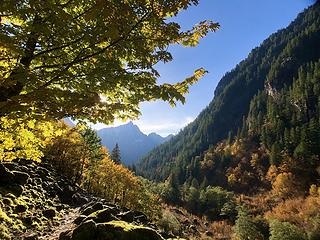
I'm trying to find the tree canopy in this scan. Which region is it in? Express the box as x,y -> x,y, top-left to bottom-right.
0,0 -> 218,122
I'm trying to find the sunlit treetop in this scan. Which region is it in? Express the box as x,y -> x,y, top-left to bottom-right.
0,0 -> 219,123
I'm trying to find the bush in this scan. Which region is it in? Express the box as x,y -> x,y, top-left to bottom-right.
199,186 -> 236,221
157,209 -> 181,236
269,220 -> 306,240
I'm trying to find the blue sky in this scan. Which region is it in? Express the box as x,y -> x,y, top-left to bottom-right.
93,0 -> 314,136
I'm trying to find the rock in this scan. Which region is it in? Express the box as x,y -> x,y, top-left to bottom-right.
71,220 -> 97,240
84,208 -> 118,223
8,184 -> 24,196
134,212 -> 148,224
205,231 -> 214,237
35,167 -> 50,179
0,164 -> 15,185
23,233 -> 38,240
81,202 -> 104,216
59,230 -> 72,240
116,210 -> 148,224
72,193 -> 89,205
15,204 -> 27,213
43,209 -> 56,219
96,220 -> 164,240
23,216 -> 34,225
12,171 -> 30,185
2,198 -> 13,206
74,215 -> 87,225
58,185 -> 76,204
117,210 -> 136,222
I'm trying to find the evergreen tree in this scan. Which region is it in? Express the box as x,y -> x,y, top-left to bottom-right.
234,207 -> 266,240
111,143 -> 121,164
270,143 -> 282,165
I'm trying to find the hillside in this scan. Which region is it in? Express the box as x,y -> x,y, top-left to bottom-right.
97,122 -> 172,166
137,2 -> 320,183
0,160 -> 172,240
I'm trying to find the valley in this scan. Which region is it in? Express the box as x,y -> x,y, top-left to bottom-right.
0,1 -> 319,240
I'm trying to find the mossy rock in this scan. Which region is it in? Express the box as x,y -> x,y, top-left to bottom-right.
84,208 -> 118,223
71,220 -> 97,240
81,202 -> 104,216
2,198 -> 14,207
0,207 -> 12,223
96,220 -> 164,240
0,224 -> 11,240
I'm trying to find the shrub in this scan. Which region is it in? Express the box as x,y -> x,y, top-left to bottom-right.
199,186 -> 236,221
157,209 -> 181,236
269,220 -> 306,240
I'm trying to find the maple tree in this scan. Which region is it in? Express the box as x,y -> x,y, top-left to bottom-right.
0,0 -> 218,122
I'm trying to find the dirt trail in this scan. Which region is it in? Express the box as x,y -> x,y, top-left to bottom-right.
38,207 -> 80,240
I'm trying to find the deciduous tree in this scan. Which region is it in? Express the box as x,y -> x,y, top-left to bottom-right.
0,0 -> 218,122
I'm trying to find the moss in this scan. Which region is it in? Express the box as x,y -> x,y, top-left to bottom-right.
0,206 -> 12,224
96,220 -> 164,240
84,208 -> 118,223
4,193 -> 16,199
0,224 -> 11,240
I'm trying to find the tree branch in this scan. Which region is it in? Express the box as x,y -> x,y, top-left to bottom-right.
38,11 -> 152,89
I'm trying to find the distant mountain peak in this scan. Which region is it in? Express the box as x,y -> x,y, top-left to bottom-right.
97,122 -> 172,165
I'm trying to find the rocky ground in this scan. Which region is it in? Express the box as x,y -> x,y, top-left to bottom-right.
0,160 -> 181,240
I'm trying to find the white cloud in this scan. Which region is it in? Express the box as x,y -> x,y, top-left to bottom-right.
134,116 -> 195,136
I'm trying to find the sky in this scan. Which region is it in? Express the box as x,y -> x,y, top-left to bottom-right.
92,0 -> 315,136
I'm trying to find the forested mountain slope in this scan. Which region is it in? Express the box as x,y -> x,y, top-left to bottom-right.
137,2 -> 320,183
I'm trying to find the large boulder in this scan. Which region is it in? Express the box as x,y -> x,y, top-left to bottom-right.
96,220 -> 164,240
71,220 -> 97,240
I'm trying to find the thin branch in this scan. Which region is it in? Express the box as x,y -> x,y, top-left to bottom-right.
37,11 -> 152,88
33,34 -> 86,58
